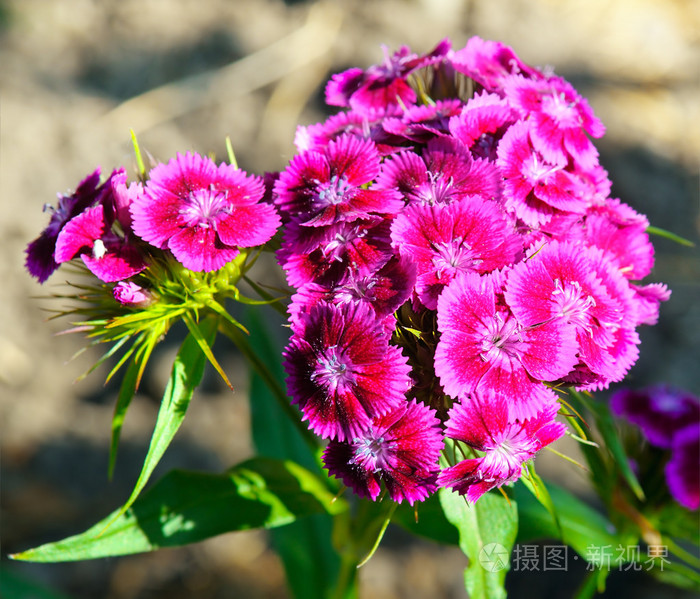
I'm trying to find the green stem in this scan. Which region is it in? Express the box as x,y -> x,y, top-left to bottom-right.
218,318 -> 319,455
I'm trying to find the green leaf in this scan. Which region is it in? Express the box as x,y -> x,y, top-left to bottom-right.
105,315 -> 218,529
108,357 -> 140,479
182,311 -> 234,391
11,458 -> 346,562
439,488 -> 518,599
130,128 -> 146,181
514,480 -> 623,566
520,464 -> 563,540
646,225 -> 695,247
0,566 -> 74,599
244,307 -> 346,599
393,492 -> 459,546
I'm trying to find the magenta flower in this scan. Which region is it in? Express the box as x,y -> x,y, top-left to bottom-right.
497,120 -> 585,226
375,137 -> 501,206
451,36 -> 544,93
630,282 -> 671,326
289,256 -> 416,329
391,196 -> 521,309
504,75 -> 605,170
381,99 -> 463,144
325,39 -> 451,115
113,281 -> 152,306
438,391 -> 566,503
583,207 -> 654,281
323,400 -> 443,504
435,271 -> 578,419
54,204 -> 148,283
130,152 -> 280,272
274,134 -> 403,227
449,91 -> 518,160
278,217 -> 394,289
26,168 -> 105,283
283,302 -> 411,441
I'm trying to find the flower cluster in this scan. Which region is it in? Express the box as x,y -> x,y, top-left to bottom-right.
27,152 -> 280,305
26,36 -> 671,508
25,151 -> 282,389
612,385 -> 700,510
277,37 -> 669,504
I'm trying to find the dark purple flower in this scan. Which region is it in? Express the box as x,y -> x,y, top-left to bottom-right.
130,152 -> 280,272
26,169 -> 104,283
278,217 -> 394,289
283,302 -> 411,441
611,385 -> 700,450
323,400 -> 443,504
438,391 -> 565,503
666,424 -> 700,510
289,256 -> 416,329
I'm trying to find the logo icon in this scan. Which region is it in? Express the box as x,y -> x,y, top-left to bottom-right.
479,543 -> 509,572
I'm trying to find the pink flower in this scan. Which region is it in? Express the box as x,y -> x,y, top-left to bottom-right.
325,39 -> 451,115
511,240 -> 648,391
583,204 -> 654,280
283,302 -> 411,441
497,120 -> 585,226
391,196 -> 521,309
438,391 -> 566,503
435,271 -> 578,419
130,152 -> 280,272
504,75 -> 605,170
274,134 -> 403,227
381,99 -> 463,144
323,400 -> 443,504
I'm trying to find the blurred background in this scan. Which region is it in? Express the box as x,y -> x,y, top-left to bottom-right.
1,0 -> 698,597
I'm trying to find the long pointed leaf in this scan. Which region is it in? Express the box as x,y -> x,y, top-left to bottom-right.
182,312 -> 234,391
103,315 -> 218,530
11,458 -> 346,563
108,358 -> 140,479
